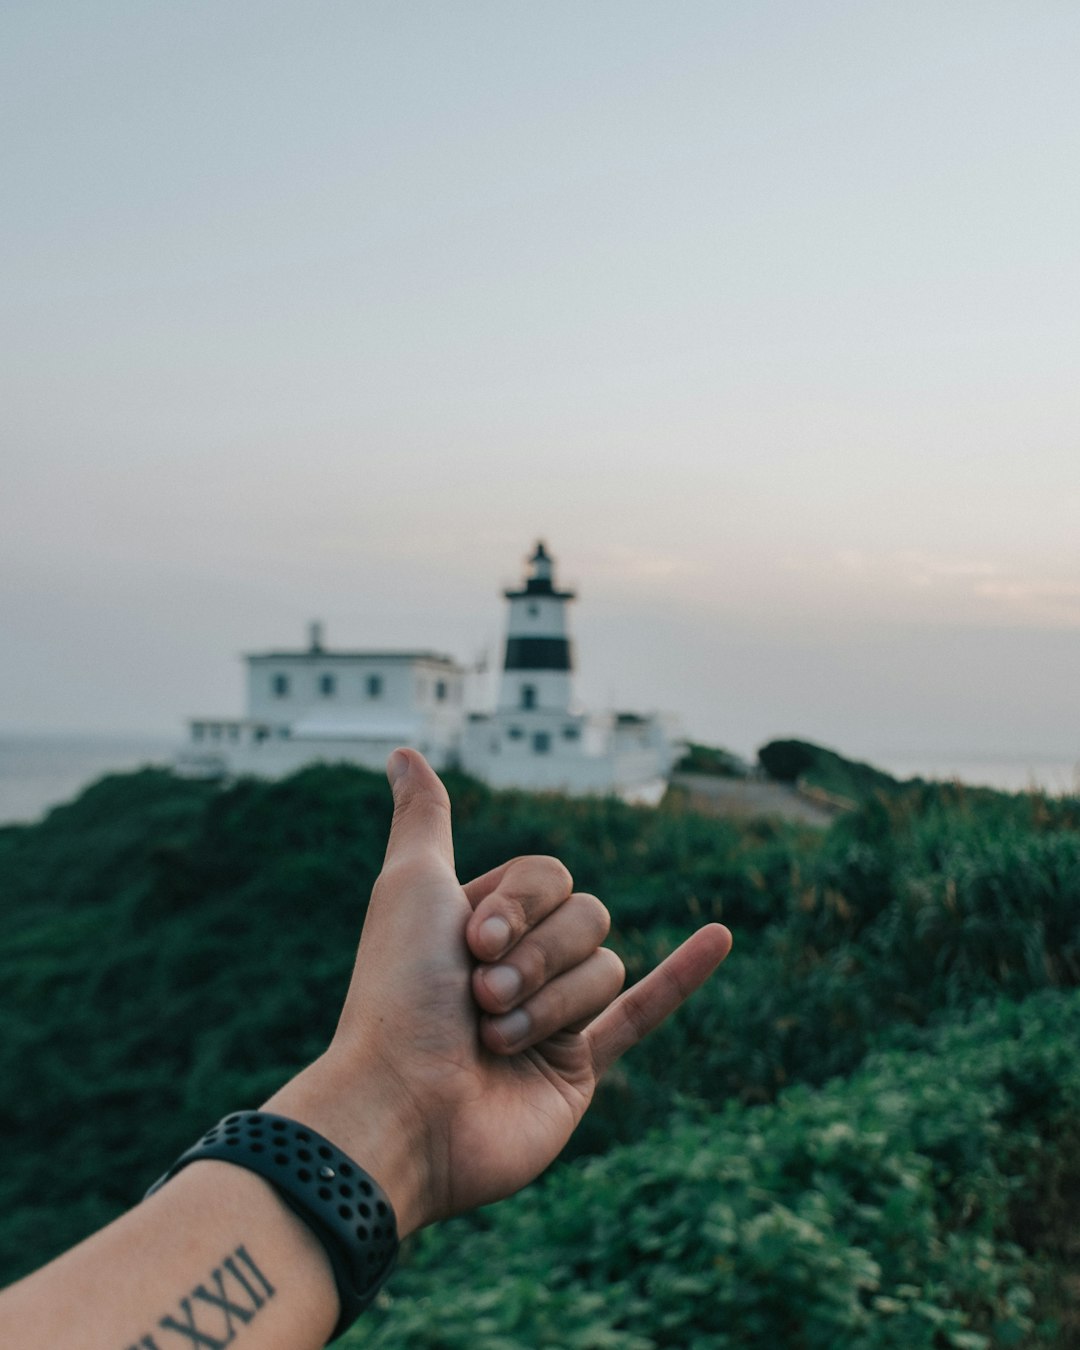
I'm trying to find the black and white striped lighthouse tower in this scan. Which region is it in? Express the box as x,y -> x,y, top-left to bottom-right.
497,542 -> 576,715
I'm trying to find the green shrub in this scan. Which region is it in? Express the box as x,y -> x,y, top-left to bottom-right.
3,756 -> 1080,1341
357,992 -> 1080,1349
757,739 -> 901,804
674,742 -> 748,778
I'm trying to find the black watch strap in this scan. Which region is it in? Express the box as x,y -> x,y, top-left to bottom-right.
145,1111 -> 398,1342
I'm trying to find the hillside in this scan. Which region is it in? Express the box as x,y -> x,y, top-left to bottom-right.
757,737 -> 905,804
3,762 -> 1080,1344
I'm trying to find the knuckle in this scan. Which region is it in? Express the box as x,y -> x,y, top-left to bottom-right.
488,892 -> 528,941
543,856 -> 575,895
621,987 -> 652,1043
514,934 -> 551,989
397,785 -> 451,824
506,855 -> 573,902
575,892 -> 611,941
378,847 -> 453,887
373,856 -> 411,893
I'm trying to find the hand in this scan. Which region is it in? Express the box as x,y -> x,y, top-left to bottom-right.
266,749 -> 731,1235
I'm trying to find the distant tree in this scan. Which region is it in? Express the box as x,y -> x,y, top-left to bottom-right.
673,742 -> 748,778
757,739 -> 817,784
757,738 -> 901,803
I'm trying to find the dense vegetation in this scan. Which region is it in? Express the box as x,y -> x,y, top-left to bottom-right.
757,737 -> 906,804
2,754 -> 1079,1345
674,742 -> 749,778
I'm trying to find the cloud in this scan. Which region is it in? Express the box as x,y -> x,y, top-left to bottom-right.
901,555 -> 1000,583
974,579 -> 1080,628
588,545 -> 708,587
811,551 -> 1080,630
824,549 -> 1000,588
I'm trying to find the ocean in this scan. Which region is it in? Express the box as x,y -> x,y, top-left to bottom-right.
0,734 -> 1077,827
0,734 -> 177,826
874,753 -> 1080,798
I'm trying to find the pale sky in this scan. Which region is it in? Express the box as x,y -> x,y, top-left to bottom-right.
2,1 -> 1078,763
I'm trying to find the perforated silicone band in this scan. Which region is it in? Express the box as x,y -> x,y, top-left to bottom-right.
145,1111 -> 398,1341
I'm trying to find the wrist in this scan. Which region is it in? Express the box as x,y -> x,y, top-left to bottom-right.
261,1051 -> 430,1238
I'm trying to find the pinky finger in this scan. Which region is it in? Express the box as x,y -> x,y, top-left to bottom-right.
585,924 -> 732,1077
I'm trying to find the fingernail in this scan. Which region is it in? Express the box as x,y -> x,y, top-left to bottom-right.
483,964 -> 522,1004
490,1008 -> 530,1047
387,750 -> 409,787
479,916 -> 512,957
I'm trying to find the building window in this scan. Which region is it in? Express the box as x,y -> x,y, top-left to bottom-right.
192,723 -> 204,742
228,724 -> 240,742
533,731 -> 551,754
254,726 -> 269,743
272,673 -> 289,698
435,679 -> 447,702
521,684 -> 537,710
320,673 -> 336,697
367,674 -> 383,698
563,725 -> 581,740
507,726 -> 524,740
528,602 -> 539,617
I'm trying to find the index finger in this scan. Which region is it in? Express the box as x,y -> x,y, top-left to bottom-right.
585,924 -> 732,1076
464,855 -> 574,962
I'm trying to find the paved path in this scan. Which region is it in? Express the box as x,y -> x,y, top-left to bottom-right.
669,773 -> 841,827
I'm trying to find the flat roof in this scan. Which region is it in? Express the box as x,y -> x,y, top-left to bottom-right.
245,649 -> 460,666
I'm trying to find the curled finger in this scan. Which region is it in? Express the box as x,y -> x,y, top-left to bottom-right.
472,891 -> 610,1015
481,946 -> 626,1056
465,855 -> 574,963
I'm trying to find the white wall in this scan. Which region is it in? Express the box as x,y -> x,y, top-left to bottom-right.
462,710 -> 673,796
182,733 -> 454,779
246,655 -> 462,725
496,669 -> 573,713
505,595 -> 571,638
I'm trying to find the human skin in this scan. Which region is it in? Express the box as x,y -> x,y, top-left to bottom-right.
0,748 -> 732,1349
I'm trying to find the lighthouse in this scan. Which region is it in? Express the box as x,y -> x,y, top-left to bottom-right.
498,541 -> 576,716
460,541 -> 679,797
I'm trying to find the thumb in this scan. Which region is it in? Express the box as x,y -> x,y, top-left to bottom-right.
383,747 -> 456,872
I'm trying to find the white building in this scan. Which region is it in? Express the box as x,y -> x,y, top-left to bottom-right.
178,544 -> 678,800
179,624 -> 465,778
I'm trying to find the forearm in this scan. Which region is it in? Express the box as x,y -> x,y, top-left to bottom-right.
1,1053 -> 425,1350
0,1045 -> 434,1350
1,1161 -> 340,1350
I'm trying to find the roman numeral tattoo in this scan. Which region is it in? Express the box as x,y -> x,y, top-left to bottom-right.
122,1245 -> 275,1350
